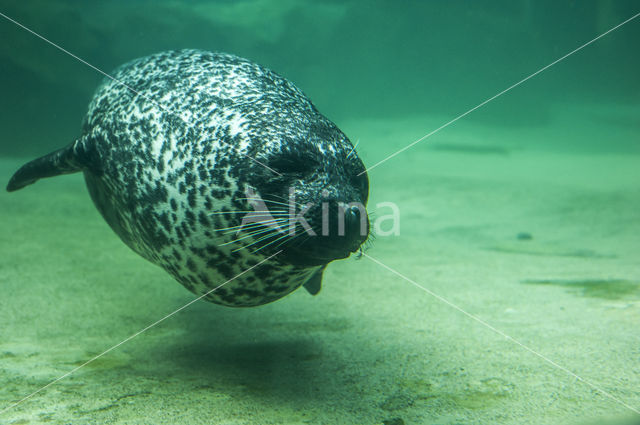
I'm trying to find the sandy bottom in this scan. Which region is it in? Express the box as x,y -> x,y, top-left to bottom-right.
0,112 -> 639,424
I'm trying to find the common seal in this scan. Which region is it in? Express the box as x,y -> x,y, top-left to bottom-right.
6,49 -> 369,307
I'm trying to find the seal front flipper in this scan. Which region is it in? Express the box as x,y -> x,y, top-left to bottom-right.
6,138 -> 90,192
303,266 -> 326,296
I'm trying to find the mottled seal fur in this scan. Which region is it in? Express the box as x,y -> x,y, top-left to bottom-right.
7,49 -> 369,307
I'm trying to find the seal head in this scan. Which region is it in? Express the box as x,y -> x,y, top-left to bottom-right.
242,117 -> 370,267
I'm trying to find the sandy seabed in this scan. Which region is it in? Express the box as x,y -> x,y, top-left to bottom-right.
0,110 -> 639,425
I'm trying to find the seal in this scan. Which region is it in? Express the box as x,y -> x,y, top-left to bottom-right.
6,49 -> 370,307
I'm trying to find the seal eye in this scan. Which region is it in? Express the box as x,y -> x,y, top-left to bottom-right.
270,157 -> 315,175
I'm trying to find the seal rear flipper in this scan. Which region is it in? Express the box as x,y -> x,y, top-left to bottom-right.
303,266 -> 326,296
6,139 -> 89,192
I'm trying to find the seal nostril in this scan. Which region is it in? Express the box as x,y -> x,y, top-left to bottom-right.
349,206 -> 360,221
345,206 -> 362,238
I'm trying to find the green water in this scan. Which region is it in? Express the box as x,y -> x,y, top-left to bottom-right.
1,1 -> 639,424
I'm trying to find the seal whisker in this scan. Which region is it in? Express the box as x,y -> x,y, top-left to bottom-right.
248,229 -> 301,254
270,230 -> 313,254
218,222 -> 289,247
235,197 -> 302,209
259,199 -> 306,209
233,220 -> 305,252
250,233 -> 294,254
255,199 -> 307,211
208,210 -> 292,216
210,210 -> 291,231
265,193 -> 307,209
213,217 -> 290,233
228,217 -> 290,232
231,228 -> 287,252
263,226 -> 309,252
249,220 -> 312,254
346,139 -> 360,159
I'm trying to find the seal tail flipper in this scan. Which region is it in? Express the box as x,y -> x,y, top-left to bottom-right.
6,139 -> 88,192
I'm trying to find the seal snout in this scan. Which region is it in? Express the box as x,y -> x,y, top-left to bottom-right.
275,197 -> 369,267
314,199 -> 369,258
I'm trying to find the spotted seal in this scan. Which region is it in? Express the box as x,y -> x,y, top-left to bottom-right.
6,49 -> 369,307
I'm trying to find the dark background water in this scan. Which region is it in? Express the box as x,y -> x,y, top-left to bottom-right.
0,0 -> 638,157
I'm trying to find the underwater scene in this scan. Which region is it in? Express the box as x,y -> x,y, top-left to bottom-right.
0,1 -> 639,424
